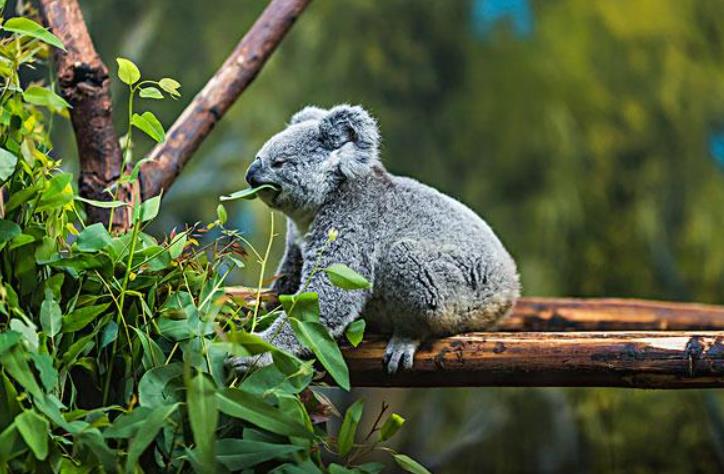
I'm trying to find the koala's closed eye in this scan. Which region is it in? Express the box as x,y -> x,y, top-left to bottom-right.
271,157 -> 287,168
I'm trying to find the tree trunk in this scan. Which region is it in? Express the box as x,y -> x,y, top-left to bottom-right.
38,0 -> 132,229
40,0 -> 312,225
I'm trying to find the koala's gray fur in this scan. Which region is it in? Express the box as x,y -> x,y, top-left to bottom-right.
229,104 -> 520,374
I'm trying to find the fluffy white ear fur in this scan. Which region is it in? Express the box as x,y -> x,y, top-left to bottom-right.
289,106 -> 327,125
318,104 -> 380,152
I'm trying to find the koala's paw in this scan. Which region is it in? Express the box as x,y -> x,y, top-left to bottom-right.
226,352 -> 273,374
383,336 -> 420,374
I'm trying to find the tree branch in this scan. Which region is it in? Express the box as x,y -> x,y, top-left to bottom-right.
500,297 -> 724,331
344,331 -> 724,388
331,298 -> 724,388
139,0 -> 312,200
38,0 -> 132,229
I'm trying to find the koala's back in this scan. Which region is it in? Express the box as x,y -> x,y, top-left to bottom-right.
381,175 -> 509,254
338,171 -> 520,337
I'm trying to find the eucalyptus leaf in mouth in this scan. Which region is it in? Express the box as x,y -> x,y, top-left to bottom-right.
220,184 -> 280,201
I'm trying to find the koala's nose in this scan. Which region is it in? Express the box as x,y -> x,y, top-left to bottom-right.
245,158 -> 262,187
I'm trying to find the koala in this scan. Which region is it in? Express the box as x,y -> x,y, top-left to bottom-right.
228,104 -> 520,374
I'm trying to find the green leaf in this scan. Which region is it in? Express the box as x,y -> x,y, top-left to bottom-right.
337,399 -> 364,457
131,111 -> 165,143
0,373 -> 22,431
74,428 -> 118,471
9,319 -> 38,352
216,387 -> 313,439
270,459 -> 324,474
63,303 -> 111,333
220,184 -> 280,201
379,413 -> 405,442
168,233 -> 187,259
240,361 -> 312,396
76,222 -> 112,252
216,439 -> 302,471
131,327 -> 164,369
133,195 -> 161,223
393,454 -> 431,474
40,291 -> 62,338
227,330 -> 280,355
30,353 -> 58,392
0,148 -> 17,183
158,77 -> 181,97
50,253 -> 109,276
116,57 -> 140,85
3,17 -> 65,50
186,373 -> 218,469
5,183 -> 37,213
0,348 -> 43,398
100,321 -> 118,350
127,157 -> 152,183
0,331 -> 22,357
138,363 -> 183,408
61,334 -> 95,366
125,403 -> 179,472
36,172 -> 73,212
0,423 -> 21,464
15,410 -> 49,460
9,233 -> 35,250
74,195 -> 127,209
34,236 -> 58,265
289,319 -> 350,390
357,463 -> 386,474
0,220 -> 21,246
216,204 -> 227,224
325,264 -> 372,290
104,407 -> 153,438
138,86 -> 163,99
279,292 -> 319,323
345,319 -> 366,347
22,86 -> 70,111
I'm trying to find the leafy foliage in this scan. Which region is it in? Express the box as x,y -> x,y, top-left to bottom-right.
0,7 -> 424,473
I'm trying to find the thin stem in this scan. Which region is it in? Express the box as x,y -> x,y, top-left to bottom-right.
250,212 -> 276,333
108,84 -> 135,231
102,215 -> 141,405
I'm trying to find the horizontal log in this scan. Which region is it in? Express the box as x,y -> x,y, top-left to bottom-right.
344,332 -> 724,388
501,297 -> 724,331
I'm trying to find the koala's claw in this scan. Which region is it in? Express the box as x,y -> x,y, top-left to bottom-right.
226,352 -> 273,374
383,336 -> 420,374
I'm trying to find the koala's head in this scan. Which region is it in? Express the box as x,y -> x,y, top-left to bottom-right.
245,104 -> 380,216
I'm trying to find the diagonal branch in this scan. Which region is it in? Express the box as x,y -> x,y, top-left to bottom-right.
139,0 -> 312,200
38,0 -> 132,229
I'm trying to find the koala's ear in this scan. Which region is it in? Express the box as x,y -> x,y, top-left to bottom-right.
289,106 -> 327,125
319,104 -> 379,151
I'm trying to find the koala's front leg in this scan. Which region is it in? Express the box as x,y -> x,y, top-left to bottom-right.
229,232 -> 374,374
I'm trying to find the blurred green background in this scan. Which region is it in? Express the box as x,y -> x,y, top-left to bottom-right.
55,0 -> 724,472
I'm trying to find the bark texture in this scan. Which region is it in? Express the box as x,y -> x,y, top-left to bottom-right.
38,0 -> 131,228
139,0 -> 312,199
501,297 -> 724,331
344,331 -> 724,388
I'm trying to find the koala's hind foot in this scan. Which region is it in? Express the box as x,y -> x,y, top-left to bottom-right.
226,352 -> 273,374
383,335 -> 420,374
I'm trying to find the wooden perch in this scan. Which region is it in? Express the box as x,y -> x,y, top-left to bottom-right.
38,0 -> 132,228
500,297 -> 724,331
336,298 -> 724,388
344,331 -> 724,388
139,0 -> 312,200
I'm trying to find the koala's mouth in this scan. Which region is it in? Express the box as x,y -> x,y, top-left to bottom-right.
254,183 -> 282,206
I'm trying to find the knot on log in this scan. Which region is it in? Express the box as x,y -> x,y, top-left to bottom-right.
59,62 -> 109,102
